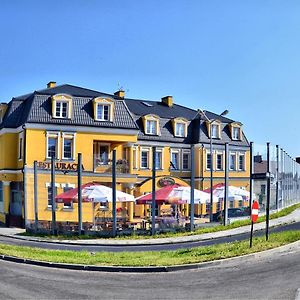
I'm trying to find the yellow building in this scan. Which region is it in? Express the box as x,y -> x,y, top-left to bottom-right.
0,82 -> 250,228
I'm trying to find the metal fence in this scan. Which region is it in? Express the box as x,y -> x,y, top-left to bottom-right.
253,143 -> 300,214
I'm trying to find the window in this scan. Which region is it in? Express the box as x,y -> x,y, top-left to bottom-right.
99,146 -> 109,165
47,137 -> 58,159
47,186 -> 57,207
229,153 -> 236,170
238,154 -> 245,171
55,101 -> 68,118
216,153 -> 223,170
229,201 -> 234,208
155,151 -> 162,170
182,152 -> 190,170
211,124 -> 219,138
18,137 -> 23,160
63,137 -> 74,160
206,153 -> 212,170
96,103 -> 110,121
141,150 -> 149,168
146,120 -> 157,135
63,186 -> 73,209
232,127 -> 241,140
261,184 -> 266,195
175,123 -> 185,137
238,200 -> 243,207
171,151 -> 179,170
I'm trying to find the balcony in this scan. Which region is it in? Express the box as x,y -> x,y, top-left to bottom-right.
93,155 -> 130,174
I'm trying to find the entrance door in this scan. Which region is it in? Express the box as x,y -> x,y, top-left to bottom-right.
9,191 -> 23,227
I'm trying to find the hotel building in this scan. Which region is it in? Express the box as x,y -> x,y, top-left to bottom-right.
0,82 -> 250,227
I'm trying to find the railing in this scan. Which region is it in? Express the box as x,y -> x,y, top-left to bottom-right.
93,155 -> 130,174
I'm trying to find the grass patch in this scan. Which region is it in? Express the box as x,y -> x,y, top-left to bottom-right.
3,230 -> 300,266
20,203 -> 300,240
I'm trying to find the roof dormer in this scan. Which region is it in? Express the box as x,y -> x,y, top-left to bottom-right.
93,97 -> 115,122
142,114 -> 160,135
230,122 -> 243,141
172,117 -> 188,137
206,119 -> 222,139
52,94 -> 72,119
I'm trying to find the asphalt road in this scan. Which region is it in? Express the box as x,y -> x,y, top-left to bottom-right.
0,221 -> 300,252
0,242 -> 300,299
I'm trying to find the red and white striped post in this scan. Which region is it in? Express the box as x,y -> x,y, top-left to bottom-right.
250,201 -> 259,248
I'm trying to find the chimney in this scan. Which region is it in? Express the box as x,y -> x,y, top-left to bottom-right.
114,90 -> 125,99
161,96 -> 173,107
47,81 -> 56,89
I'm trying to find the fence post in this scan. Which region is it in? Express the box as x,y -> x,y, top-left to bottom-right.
51,156 -> 56,235
34,161 -> 38,232
275,145 -> 279,210
266,142 -> 270,241
112,150 -> 117,237
151,146 -> 156,235
77,153 -> 83,235
190,144 -> 195,231
224,142 -> 229,226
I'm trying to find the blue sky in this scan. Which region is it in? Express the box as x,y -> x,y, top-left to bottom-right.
0,0 -> 299,156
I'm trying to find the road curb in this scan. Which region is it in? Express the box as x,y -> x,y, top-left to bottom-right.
1,240 -> 299,273
0,220 -> 293,247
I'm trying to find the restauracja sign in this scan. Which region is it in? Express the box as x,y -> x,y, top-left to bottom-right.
37,161 -> 84,171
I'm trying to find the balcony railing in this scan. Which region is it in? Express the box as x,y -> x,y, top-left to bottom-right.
93,155 -> 130,174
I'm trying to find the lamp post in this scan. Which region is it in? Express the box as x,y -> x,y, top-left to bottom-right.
198,109 -> 229,222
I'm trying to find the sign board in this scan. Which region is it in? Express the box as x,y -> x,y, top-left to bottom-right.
251,201 -> 259,223
37,161 -> 83,172
158,177 -> 175,187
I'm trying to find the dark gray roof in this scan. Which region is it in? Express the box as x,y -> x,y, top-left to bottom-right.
125,98 -> 198,120
1,85 -> 138,130
125,98 -> 248,146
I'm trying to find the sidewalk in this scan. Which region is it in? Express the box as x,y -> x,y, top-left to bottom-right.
1,209 -> 300,246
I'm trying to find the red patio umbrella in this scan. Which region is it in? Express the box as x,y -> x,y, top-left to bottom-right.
135,184 -> 186,205
55,182 -> 98,204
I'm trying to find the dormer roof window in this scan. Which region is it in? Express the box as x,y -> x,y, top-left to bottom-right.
142,114 -> 160,136
211,124 -> 219,138
93,97 -> 114,122
230,122 -> 243,141
52,94 -> 72,119
206,120 -> 221,139
172,117 -> 188,137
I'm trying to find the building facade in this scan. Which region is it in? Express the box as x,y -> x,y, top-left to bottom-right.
0,82 -> 250,227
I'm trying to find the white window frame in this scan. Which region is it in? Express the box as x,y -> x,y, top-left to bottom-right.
216,152 -> 223,171
182,150 -> 191,170
232,127 -> 241,140
146,119 -> 158,135
96,103 -> 111,121
46,132 -> 60,159
140,148 -> 150,169
211,124 -> 220,139
238,153 -> 245,171
175,122 -> 186,137
229,152 -> 237,171
206,152 -> 212,170
61,183 -> 75,209
45,182 -> 60,208
55,101 -> 69,118
62,133 -> 76,160
171,149 -> 180,170
155,148 -> 163,170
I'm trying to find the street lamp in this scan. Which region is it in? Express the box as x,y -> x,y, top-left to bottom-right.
198,109 -> 229,222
